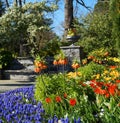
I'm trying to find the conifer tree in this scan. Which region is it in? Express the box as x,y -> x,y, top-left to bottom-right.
110,0 -> 120,57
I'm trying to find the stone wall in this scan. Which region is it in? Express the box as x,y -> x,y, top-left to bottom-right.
3,57 -> 36,81
3,45 -> 82,80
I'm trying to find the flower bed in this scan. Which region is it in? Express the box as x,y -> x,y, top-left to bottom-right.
0,86 -> 81,123
1,51 -> 120,122
35,62 -> 120,122
0,86 -> 44,122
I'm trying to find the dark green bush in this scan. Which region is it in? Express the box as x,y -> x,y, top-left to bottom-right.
0,49 -> 13,69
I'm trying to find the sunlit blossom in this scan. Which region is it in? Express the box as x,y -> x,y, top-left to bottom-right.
69,98 -> 77,106
45,97 -> 52,103
55,96 -> 62,103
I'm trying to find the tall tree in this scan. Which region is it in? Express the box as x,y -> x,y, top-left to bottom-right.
94,0 -> 110,13
0,1 -> 57,56
64,0 -> 90,37
110,0 -> 120,57
64,0 -> 73,30
75,0 -> 118,57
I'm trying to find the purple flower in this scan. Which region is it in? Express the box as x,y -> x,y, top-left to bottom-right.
0,86 -> 81,123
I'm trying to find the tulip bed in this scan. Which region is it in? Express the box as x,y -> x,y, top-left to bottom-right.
0,86 -> 81,123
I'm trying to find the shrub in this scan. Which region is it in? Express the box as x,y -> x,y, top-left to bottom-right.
34,73 -> 99,122
0,49 -> 13,69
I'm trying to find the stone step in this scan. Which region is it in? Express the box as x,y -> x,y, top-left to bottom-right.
8,57 -> 34,70
3,69 -> 37,81
0,80 -> 35,93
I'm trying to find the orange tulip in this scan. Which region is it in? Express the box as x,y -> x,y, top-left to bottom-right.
53,60 -> 58,65
109,66 -> 117,69
104,52 -> 109,56
38,62 -> 44,68
34,67 -> 41,73
41,65 -> 47,69
88,56 -> 94,60
58,59 -> 68,65
71,63 -> 80,69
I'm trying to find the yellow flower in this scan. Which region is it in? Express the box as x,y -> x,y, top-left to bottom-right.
67,72 -> 81,78
108,57 -> 120,63
103,70 -> 109,75
96,74 -> 100,79
113,57 -> 120,63
104,77 -> 111,81
110,70 -> 119,78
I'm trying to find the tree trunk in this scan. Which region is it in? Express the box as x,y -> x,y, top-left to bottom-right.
18,0 -> 23,56
64,0 -> 73,36
64,0 -> 73,29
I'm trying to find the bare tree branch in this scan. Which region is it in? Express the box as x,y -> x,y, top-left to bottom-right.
76,0 -> 91,11
19,0 -> 22,7
5,0 -> 9,8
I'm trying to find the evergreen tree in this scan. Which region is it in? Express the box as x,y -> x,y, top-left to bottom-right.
110,0 -> 120,57
75,0 -> 118,57
94,0 -> 110,13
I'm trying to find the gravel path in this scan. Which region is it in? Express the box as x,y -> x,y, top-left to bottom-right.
0,80 -> 35,93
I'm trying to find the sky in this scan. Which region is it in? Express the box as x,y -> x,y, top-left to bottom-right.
26,0 -> 97,36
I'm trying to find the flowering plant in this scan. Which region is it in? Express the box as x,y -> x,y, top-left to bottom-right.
35,60 -> 120,122
53,50 -> 68,66
34,55 -> 47,73
82,48 -> 120,66
0,86 -> 46,122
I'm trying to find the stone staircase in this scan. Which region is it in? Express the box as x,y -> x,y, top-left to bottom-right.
3,57 -> 37,81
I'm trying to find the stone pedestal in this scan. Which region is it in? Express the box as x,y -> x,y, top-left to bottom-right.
60,45 -> 81,62
60,45 -> 81,72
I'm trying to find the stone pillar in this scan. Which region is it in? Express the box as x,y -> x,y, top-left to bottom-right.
60,45 -> 81,72
60,45 -> 81,63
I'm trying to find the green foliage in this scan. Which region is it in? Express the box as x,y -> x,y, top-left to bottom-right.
0,1 -> 58,56
94,0 -> 110,13
60,41 -> 72,46
34,73 -> 98,122
110,0 -> 120,57
34,59 -> 120,122
76,13 -> 117,56
35,73 -> 66,102
32,38 -> 61,58
78,62 -> 105,81
0,49 -> 13,69
76,13 -> 116,56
